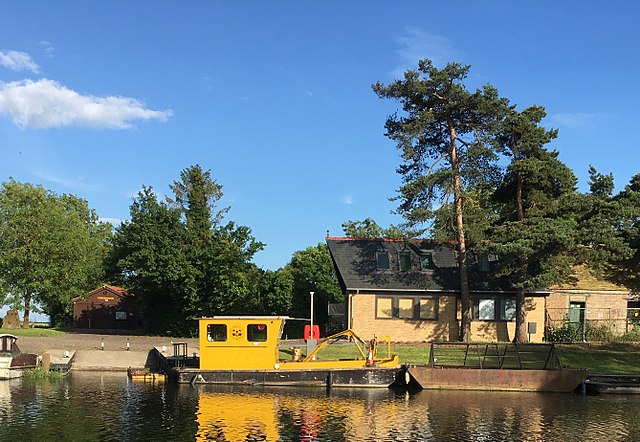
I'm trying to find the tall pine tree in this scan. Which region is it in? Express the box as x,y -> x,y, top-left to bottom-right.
373,59 -> 506,341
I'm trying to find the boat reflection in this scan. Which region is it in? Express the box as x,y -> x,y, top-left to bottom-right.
195,386 -> 401,441
194,385 -> 640,442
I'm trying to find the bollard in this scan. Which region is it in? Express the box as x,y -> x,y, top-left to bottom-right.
127,339 -> 130,351
101,338 -> 104,351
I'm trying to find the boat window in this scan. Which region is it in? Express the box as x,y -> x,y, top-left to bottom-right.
247,323 -> 267,342
207,324 -> 227,342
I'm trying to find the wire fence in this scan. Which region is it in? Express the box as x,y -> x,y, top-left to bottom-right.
545,308 -> 640,343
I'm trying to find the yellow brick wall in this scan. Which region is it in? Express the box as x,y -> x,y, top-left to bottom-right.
350,293 -> 459,342
547,289 -> 630,335
470,297 -> 545,343
350,293 -> 545,343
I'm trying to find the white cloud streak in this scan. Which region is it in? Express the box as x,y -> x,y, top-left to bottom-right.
0,78 -> 171,129
550,112 -> 605,128
393,27 -> 461,78
0,50 -> 40,73
40,41 -> 55,58
100,217 -> 122,227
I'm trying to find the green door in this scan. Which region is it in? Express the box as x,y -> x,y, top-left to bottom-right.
568,302 -> 585,324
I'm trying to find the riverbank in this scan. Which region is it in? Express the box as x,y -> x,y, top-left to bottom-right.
4,328 -> 640,374
6,330 -> 198,355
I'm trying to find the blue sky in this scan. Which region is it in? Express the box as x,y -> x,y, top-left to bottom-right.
1,1 -> 639,274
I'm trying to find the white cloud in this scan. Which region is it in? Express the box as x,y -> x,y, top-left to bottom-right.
40,41 -> 55,58
32,170 -> 100,191
550,112 -> 605,128
0,78 -> 171,129
393,27 -> 461,78
342,195 -> 354,205
0,50 -> 40,73
100,217 -> 122,227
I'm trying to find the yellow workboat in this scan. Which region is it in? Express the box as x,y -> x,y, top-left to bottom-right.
173,316 -> 401,388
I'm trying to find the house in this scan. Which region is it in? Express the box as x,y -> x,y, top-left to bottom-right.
546,266 -> 639,338
326,237 -> 548,343
72,285 -> 141,330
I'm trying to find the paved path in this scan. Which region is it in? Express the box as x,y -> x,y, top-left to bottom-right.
72,350 -> 151,371
15,332 -> 200,371
15,332 -> 198,354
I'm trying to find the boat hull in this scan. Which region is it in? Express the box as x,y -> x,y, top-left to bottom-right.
173,366 -> 400,388
585,375 -> 640,394
405,366 -> 587,393
0,353 -> 38,380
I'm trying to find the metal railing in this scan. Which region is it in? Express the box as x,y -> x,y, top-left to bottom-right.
546,308 -> 640,342
429,342 -> 562,370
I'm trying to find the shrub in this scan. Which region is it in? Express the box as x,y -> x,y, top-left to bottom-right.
546,322 -> 582,343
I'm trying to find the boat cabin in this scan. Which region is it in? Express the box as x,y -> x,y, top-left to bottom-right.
198,316 -> 400,372
0,334 -> 19,355
199,316 -> 286,370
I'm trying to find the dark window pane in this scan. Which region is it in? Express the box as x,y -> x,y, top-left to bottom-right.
377,252 -> 389,269
399,252 -> 411,271
207,324 -> 227,342
479,254 -> 490,272
247,323 -> 268,342
421,253 -> 432,270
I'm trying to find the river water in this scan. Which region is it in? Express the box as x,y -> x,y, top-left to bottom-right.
2,372 -> 640,441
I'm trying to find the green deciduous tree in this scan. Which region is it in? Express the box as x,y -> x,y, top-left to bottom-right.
0,179 -> 110,327
287,243 -> 342,332
108,165 -> 264,335
373,59 -> 506,341
108,186 -> 194,334
341,218 -> 404,239
258,267 -> 294,315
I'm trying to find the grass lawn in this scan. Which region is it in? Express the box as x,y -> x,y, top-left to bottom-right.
0,327 -> 65,337
283,341 -> 640,374
555,343 -> 640,374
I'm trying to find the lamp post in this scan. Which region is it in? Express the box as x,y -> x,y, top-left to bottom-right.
307,291 -> 316,359
310,291 -> 314,341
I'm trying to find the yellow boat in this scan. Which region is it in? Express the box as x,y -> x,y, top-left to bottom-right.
127,367 -> 165,382
173,316 -> 401,388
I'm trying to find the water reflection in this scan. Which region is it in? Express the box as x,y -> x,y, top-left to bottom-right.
194,386 -> 640,441
2,374 -> 640,441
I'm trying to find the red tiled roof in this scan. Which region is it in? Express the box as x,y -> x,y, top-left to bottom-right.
71,285 -> 134,302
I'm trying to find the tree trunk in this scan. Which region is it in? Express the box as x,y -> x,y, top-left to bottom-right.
515,287 -> 528,343
23,293 -> 31,329
516,174 -> 525,222
512,135 -> 525,222
450,122 -> 471,342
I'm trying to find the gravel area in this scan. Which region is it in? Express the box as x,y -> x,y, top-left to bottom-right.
14,332 -> 199,355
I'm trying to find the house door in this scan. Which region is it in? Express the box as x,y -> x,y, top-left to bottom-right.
569,301 -> 585,324
569,301 -> 585,339
627,300 -> 640,332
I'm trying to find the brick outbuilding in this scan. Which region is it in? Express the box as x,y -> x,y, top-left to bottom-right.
72,285 -> 141,330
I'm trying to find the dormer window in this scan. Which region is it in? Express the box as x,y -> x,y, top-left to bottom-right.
421,253 -> 433,270
399,252 -> 411,271
479,254 -> 490,272
376,251 -> 389,270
